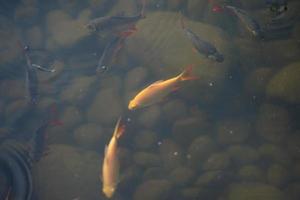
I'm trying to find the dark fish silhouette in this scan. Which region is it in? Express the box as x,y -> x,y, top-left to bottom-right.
180,15 -> 224,62
86,0 -> 146,34
18,41 -> 55,105
225,6 -> 263,38
96,36 -> 126,74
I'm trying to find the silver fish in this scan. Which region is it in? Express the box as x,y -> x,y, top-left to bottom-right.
225,5 -> 263,38
180,16 -> 224,62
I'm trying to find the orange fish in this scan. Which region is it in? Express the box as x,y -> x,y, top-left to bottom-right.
128,65 -> 197,110
101,117 -> 125,198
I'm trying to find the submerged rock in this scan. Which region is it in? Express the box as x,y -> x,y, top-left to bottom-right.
133,179 -> 172,200
32,144 -> 101,200
123,11 -> 234,84
169,166 -> 195,187
227,183 -> 285,200
196,169 -> 233,187
73,123 -> 104,150
217,119 -> 251,145
46,9 -> 90,49
138,105 -> 161,128
267,164 -> 290,187
159,139 -> 183,170
187,135 -> 217,169
25,26 -> 44,49
124,66 -> 149,92
133,152 -> 161,168
161,99 -> 187,122
172,115 -> 211,147
60,76 -> 96,104
87,88 -> 123,125
266,61 -> 300,104
202,152 -> 230,171
285,183 -> 300,200
256,104 -> 291,143
227,145 -> 259,165
134,130 -> 158,150
238,165 -> 265,182
258,143 -> 291,166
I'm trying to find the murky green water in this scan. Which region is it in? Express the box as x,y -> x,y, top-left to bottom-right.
0,0 -> 300,200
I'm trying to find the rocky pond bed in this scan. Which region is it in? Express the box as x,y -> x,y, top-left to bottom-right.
0,0 -> 300,200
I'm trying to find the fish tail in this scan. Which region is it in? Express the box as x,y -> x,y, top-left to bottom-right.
113,117 -> 125,139
179,64 -> 198,81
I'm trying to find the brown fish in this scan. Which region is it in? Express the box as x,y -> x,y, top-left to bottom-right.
101,117 -> 125,198
128,65 -> 197,110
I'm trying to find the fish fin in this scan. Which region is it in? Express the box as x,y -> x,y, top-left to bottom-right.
180,64 -> 198,81
113,117 -> 125,139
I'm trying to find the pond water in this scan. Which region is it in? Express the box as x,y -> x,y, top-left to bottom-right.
0,0 -> 300,200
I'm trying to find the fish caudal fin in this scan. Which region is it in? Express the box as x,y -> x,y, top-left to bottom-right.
113,117 -> 125,139
180,64 -> 198,81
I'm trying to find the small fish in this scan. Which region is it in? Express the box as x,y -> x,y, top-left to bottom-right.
225,5 -> 263,38
102,117 -> 125,198
180,15 -> 224,62
96,36 -> 125,74
128,65 -> 197,110
18,41 -> 55,105
86,0 -> 146,34
266,0 -> 287,16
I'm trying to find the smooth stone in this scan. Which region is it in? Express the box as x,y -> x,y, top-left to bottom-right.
258,143 -> 291,166
244,67 -> 273,97
161,99 -> 187,121
133,152 -> 161,168
60,76 -> 96,104
138,105 -> 161,128
256,104 -> 291,143
187,135 -> 217,169
266,61 -> 300,104
87,88 -> 123,125
169,166 -> 195,187
172,115 -> 211,147
134,130 -> 158,150
267,164 -> 289,187
238,165 -> 265,182
227,183 -> 285,200
46,9 -> 90,49
32,144 -> 101,200
159,139 -> 183,170
133,179 -> 172,200
196,170 -> 233,187
73,123 -> 103,150
124,66 -> 148,92
202,152 -> 230,171
217,119 -> 251,145
143,167 -> 167,181
227,145 -> 259,165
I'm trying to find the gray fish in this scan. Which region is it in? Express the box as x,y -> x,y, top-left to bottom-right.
225,5 -> 263,38
96,36 -> 125,73
28,122 -> 49,162
19,43 -> 55,105
86,0 -> 145,33
180,16 -> 224,62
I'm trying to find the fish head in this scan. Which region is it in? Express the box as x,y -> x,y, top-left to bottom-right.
103,186 -> 115,198
208,53 -> 224,62
128,100 -> 138,110
96,65 -> 108,73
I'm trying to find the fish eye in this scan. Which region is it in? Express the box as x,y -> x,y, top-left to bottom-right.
96,65 -> 107,73
24,45 -> 30,51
